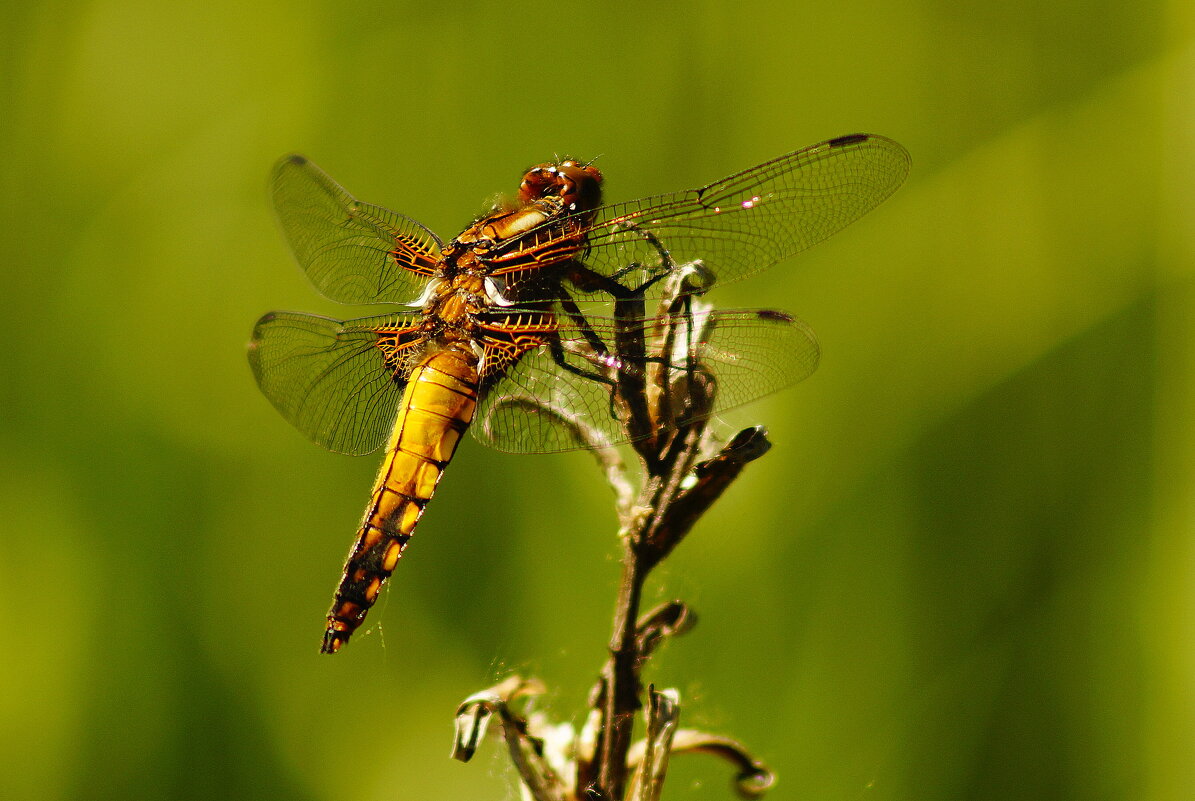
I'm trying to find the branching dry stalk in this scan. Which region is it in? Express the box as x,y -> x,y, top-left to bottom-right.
452,268 -> 776,801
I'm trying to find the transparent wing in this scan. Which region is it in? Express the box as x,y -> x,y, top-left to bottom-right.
514,134 -> 909,293
248,311 -> 426,455
271,155 -> 444,304
473,308 -> 820,454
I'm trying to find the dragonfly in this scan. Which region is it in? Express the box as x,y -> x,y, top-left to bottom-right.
248,133 -> 909,653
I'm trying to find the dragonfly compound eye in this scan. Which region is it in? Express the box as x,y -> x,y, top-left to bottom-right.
518,161 -> 603,212
551,161 -> 603,212
518,165 -> 557,203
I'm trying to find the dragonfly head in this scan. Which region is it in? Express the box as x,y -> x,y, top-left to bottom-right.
518,159 -> 603,215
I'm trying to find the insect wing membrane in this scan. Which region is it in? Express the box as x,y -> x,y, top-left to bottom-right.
249,311 -> 425,455
525,134 -> 909,294
472,308 -> 819,454
271,155 -> 444,305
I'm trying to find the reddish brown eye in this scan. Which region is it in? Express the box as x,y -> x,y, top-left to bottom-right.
554,162 -> 602,212
517,160 -> 603,208
518,164 -> 559,203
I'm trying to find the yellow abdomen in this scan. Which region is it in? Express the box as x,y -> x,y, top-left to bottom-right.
322,342 -> 479,654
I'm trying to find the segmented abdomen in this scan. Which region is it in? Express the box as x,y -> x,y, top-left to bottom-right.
321,343 -> 479,654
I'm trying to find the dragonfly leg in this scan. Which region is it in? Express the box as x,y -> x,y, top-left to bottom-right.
547,333 -> 616,388
566,261 -> 674,299
557,292 -> 612,358
606,222 -> 679,288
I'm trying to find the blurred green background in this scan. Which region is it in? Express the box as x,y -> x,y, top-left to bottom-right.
3,1 -> 1193,799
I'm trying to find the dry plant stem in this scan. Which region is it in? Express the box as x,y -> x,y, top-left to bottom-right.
451,263 -> 782,801
594,420 -> 761,799
628,687 -> 681,801
597,541 -> 648,798
590,278 -> 757,799
463,270 -> 770,800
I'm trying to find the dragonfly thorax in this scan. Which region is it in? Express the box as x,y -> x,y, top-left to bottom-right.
450,199 -> 564,255
421,270 -> 491,327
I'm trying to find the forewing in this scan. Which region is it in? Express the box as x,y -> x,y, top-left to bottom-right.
248,311 -> 425,455
271,155 -> 443,304
472,308 -> 820,454
548,134 -> 909,293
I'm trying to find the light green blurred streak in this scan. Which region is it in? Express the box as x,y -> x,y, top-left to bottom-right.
1144,8 -> 1195,798
0,469 -> 96,801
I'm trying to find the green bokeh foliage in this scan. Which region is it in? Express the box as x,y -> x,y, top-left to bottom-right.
1,1 -> 1192,799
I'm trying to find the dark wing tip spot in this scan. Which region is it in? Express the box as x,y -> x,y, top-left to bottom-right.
253,311 -> 280,331
283,153 -> 309,166
828,133 -> 871,147
756,309 -> 795,323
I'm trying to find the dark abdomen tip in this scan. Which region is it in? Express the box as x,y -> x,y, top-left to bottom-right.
321,626 -> 348,654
